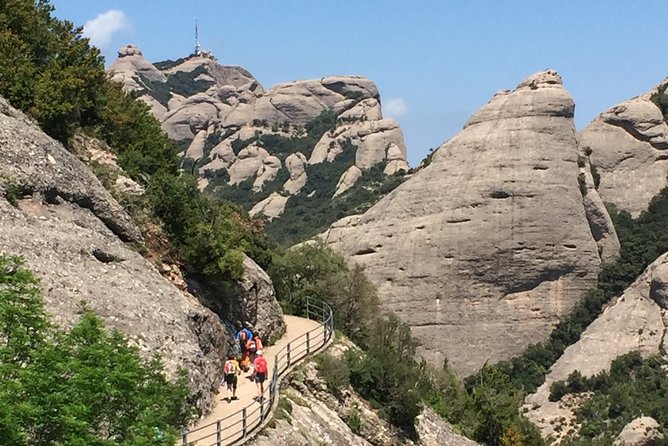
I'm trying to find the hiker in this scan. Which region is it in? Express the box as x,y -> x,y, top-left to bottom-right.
246,331 -> 263,375
235,324 -> 253,354
223,354 -> 241,402
253,349 -> 268,398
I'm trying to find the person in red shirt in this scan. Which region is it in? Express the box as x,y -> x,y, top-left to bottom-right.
253,350 -> 268,398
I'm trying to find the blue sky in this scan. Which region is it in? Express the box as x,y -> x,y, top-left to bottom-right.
53,0 -> 668,166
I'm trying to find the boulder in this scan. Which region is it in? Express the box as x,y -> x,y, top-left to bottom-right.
334,165 -> 362,197
524,252 -> 668,440
614,417 -> 664,446
249,193 -> 289,220
253,156 -> 282,191
108,44 -> 166,90
323,70 -> 602,376
580,79 -> 668,216
284,152 -> 308,194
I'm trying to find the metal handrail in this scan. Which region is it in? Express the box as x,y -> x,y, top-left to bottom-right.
181,297 -> 334,446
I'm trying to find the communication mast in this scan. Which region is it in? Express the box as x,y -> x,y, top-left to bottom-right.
194,19 -> 201,56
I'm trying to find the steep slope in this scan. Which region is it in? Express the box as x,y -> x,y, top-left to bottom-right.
523,252 -> 668,442
108,46 -> 408,239
323,70 -> 605,377
0,96 -> 283,414
248,353 -> 480,446
579,77 -> 668,217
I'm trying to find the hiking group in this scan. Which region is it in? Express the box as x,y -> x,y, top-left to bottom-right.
223,323 -> 268,403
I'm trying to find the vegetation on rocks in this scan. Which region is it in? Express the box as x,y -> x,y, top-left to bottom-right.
272,242 -> 542,444
552,352 -> 668,445
0,0 -> 270,283
0,255 -> 192,445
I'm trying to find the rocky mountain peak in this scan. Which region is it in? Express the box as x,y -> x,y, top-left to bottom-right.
323,70 -> 607,376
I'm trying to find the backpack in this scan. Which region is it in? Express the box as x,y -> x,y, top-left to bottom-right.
255,356 -> 268,374
224,360 -> 237,375
239,330 -> 248,343
248,338 -> 260,352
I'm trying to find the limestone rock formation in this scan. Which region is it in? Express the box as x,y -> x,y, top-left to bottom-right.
523,252 -> 668,440
415,408 -> 481,446
614,417 -> 664,446
107,49 -> 410,224
0,97 -> 230,414
579,78 -> 668,216
323,70 -> 603,376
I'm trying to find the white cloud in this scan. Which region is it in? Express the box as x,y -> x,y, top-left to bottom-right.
383,97 -> 408,118
83,10 -> 130,49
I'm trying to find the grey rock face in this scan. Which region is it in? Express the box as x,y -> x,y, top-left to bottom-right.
614,417 -> 664,446
580,79 -> 668,216
524,252 -> 668,440
0,97 -> 141,243
323,70 -> 602,376
186,255 -> 286,342
580,156 -> 620,263
416,407 -> 481,446
0,194 -> 231,416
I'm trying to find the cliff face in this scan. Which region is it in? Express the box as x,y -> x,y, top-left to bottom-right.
579,78 -> 668,217
108,45 -> 409,226
323,71 -> 607,376
0,96 -> 285,414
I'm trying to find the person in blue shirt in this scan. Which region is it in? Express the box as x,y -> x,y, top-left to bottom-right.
235,324 -> 253,355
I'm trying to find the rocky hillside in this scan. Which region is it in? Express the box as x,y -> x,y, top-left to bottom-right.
108,45 -> 409,242
0,96 -> 284,415
248,345 -> 480,446
523,251 -> 668,443
580,77 -> 668,217
322,70 -> 619,377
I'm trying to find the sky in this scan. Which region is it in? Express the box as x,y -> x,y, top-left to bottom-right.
52,0 -> 668,167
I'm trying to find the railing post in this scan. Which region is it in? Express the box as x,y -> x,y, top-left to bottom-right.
216,419 -> 222,446
260,395 -> 265,422
287,343 -> 291,368
242,407 -> 247,437
306,298 -> 311,320
306,331 -> 310,353
181,431 -> 187,446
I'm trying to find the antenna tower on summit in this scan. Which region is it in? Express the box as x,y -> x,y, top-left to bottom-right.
194,19 -> 201,56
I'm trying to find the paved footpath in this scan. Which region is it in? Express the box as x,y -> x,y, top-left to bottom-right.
184,315 -> 324,446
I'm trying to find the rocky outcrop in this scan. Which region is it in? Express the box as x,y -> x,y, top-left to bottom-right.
579,156 -> 620,263
186,255 -> 286,342
0,98 -> 230,415
248,350 -> 478,446
323,70 -> 603,377
415,408 -> 481,446
249,193 -> 289,220
107,49 -> 410,223
614,417 -> 664,446
0,97 -> 141,243
523,252 -> 668,441
579,79 -> 668,216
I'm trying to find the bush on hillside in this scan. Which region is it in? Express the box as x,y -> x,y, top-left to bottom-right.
0,255 -> 192,445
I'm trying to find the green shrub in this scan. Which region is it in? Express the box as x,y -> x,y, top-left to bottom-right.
346,407 -> 363,434
0,255 -> 192,445
314,352 -> 350,396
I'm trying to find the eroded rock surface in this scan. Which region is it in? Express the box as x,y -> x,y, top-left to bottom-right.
323,70 -> 602,376
580,78 -> 668,216
614,417 -> 664,446
524,253 -> 668,441
0,98 -> 229,415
